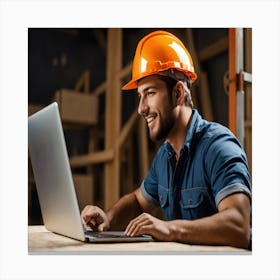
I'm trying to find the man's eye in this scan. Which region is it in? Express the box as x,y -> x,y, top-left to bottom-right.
147,91 -> 155,96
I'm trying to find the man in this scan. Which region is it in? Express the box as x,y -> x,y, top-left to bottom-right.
81,30 -> 251,249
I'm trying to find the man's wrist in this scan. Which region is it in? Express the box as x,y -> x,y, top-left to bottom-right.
167,221 -> 178,242
168,220 -> 188,242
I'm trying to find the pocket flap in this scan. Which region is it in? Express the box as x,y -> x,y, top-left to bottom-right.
180,188 -> 207,209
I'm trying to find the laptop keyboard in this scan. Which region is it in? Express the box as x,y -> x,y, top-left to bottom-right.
85,231 -> 128,238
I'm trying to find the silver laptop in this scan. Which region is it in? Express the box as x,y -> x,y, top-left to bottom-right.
28,102 -> 153,243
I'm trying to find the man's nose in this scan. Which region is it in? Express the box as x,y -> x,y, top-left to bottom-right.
138,96 -> 149,115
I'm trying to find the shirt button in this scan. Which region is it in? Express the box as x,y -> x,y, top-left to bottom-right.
188,198 -> 192,205
159,195 -> 163,202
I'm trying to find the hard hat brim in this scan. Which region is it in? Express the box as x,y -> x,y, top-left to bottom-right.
122,69 -> 197,91
121,79 -> 138,91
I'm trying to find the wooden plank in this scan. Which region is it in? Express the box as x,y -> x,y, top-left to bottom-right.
228,28 -> 247,141
118,62 -> 132,79
199,71 -> 214,121
228,28 -> 237,135
54,89 -> 98,125
244,28 -> 252,121
91,61 -> 132,97
92,81 -> 107,97
74,69 -> 90,93
70,149 -> 114,168
198,36 -> 228,62
73,174 -> 94,210
244,28 -> 252,174
104,28 -> 122,209
244,120 -> 252,128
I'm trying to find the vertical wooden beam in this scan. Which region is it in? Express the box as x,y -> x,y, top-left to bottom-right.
244,28 -> 252,174
236,29 -> 245,146
199,71 -> 214,122
228,28 -> 237,135
229,28 -> 245,144
104,28 -> 122,209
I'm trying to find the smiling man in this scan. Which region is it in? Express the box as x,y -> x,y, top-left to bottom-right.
81,30 -> 251,249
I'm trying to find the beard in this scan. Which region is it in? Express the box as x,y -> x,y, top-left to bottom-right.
148,107 -> 176,142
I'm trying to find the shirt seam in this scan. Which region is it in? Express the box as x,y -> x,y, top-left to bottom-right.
215,183 -> 251,207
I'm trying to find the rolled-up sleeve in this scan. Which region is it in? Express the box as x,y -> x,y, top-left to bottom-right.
204,129 -> 251,207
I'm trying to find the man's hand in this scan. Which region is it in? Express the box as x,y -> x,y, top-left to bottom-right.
125,213 -> 173,241
81,205 -> 109,232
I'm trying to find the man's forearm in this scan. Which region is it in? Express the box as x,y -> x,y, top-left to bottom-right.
168,193 -> 251,249
169,208 -> 250,249
106,192 -> 143,230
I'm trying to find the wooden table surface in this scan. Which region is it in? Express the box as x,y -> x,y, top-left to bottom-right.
28,225 -> 249,254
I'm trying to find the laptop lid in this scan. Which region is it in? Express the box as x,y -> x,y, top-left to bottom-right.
28,102 -> 86,241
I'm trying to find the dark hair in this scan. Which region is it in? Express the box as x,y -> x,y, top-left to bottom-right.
158,75 -> 193,108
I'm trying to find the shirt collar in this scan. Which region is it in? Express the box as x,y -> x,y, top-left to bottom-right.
183,109 -> 201,149
164,109 -> 202,157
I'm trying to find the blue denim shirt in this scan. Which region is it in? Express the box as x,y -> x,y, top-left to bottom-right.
141,109 -> 251,221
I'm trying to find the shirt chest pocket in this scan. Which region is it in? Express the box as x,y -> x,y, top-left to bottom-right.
180,187 -> 217,220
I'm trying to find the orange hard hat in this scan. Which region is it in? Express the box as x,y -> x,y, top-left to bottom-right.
122,30 -> 197,90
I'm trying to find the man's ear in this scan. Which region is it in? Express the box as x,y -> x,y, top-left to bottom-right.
176,89 -> 180,99
174,81 -> 185,104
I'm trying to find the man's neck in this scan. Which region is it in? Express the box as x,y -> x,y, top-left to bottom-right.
166,106 -> 193,158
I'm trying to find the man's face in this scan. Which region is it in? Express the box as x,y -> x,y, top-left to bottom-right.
137,75 -> 177,142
